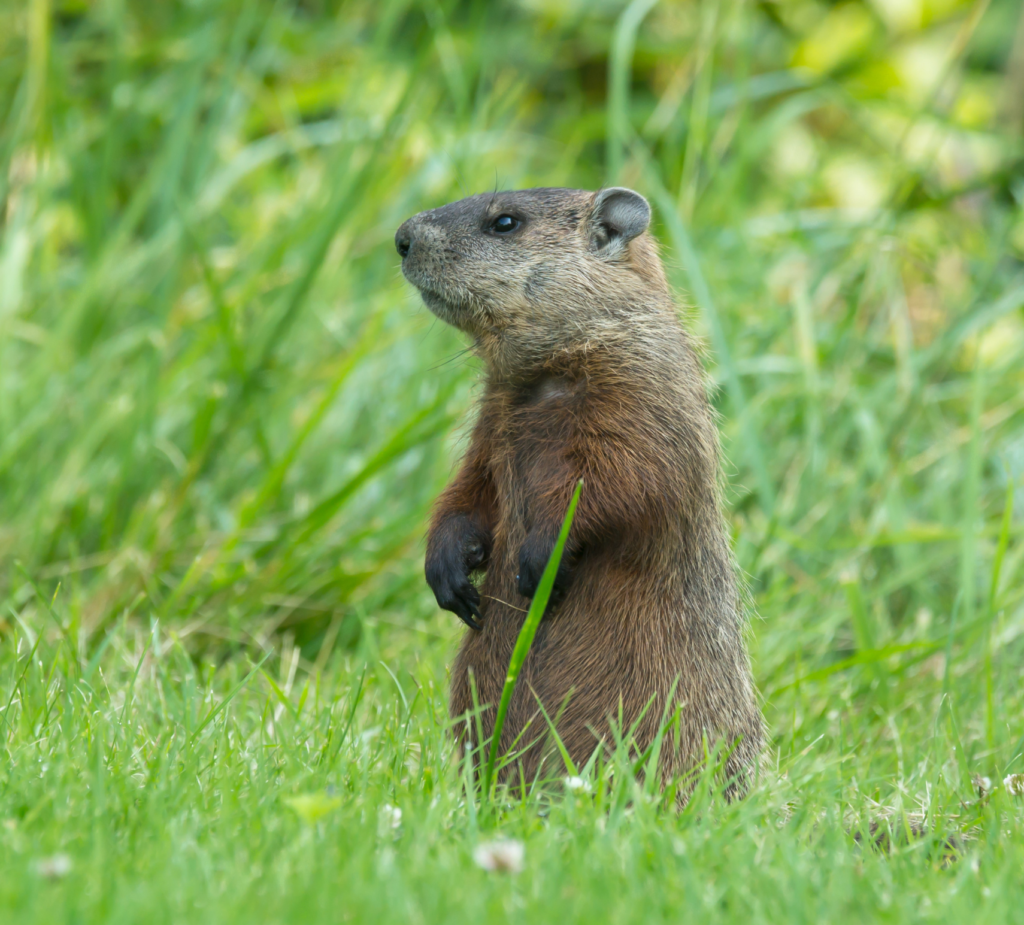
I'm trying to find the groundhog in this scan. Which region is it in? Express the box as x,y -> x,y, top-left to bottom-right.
395,186 -> 764,794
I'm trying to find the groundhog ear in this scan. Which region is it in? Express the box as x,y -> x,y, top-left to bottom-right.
588,187 -> 651,252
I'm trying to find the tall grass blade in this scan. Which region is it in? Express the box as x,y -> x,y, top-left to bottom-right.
985,476 -> 1014,753
483,479 -> 583,799
640,156 -> 775,512
607,0 -> 660,182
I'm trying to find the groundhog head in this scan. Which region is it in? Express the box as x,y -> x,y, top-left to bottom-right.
396,187 -> 667,372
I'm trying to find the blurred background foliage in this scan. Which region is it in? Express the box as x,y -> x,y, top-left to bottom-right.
0,0 -> 1022,758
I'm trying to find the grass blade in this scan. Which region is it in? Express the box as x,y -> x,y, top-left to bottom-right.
483,479 -> 583,799
190,651 -> 272,743
638,150 -> 775,513
606,0 -> 660,182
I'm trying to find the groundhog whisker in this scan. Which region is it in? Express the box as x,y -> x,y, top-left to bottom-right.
428,346 -> 475,371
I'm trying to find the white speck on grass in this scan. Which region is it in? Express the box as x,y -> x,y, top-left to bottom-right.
565,776 -> 591,793
473,839 -> 524,873
381,803 -> 402,831
35,854 -> 72,879
1004,774 -> 1024,796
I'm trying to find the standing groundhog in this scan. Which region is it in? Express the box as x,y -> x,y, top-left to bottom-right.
396,187 -> 763,794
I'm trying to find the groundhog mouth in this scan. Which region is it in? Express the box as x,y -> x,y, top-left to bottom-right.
415,285 -> 477,330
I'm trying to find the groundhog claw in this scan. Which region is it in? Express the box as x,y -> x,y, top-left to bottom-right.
465,599 -> 484,631
453,605 -> 482,631
425,516 -> 489,631
428,571 -> 483,631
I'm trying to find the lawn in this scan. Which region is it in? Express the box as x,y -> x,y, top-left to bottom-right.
1,0 -> 1023,921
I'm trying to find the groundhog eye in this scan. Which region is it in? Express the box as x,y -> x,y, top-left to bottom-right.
491,214 -> 519,234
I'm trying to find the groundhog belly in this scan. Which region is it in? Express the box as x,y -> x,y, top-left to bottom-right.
451,539 -> 678,778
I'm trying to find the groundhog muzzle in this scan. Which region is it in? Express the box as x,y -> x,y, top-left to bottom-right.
396,187 -> 764,794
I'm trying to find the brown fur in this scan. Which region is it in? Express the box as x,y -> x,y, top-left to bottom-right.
396,187 -> 764,793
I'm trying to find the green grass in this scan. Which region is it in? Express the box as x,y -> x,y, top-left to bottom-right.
2,0 -> 1024,921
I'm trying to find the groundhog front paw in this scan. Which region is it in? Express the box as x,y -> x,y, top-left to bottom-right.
425,515 -> 490,631
516,532 -> 574,608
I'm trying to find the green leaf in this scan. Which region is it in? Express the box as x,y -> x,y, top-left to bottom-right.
284,793 -> 343,825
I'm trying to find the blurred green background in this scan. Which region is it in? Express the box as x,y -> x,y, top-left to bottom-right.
2,0 -> 1022,686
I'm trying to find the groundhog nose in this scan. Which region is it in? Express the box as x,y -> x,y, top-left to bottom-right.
395,221 -> 413,259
